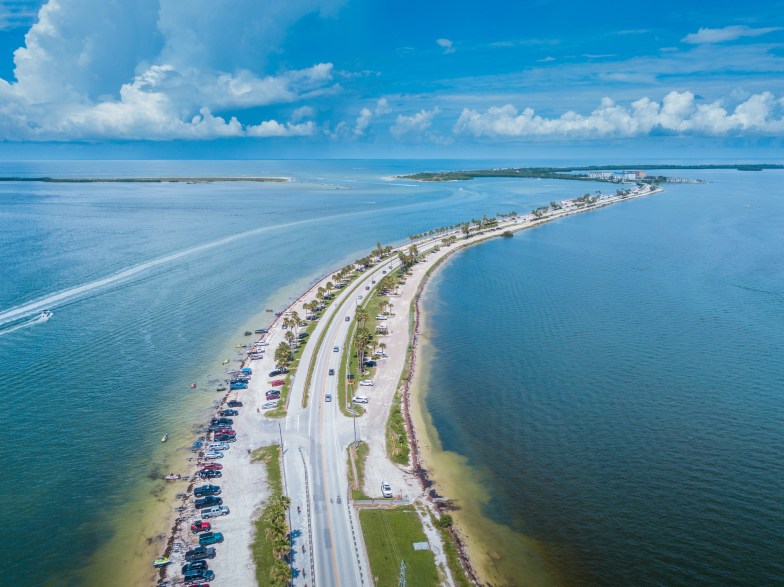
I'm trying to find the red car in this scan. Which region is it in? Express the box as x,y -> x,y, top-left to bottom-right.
270,379 -> 285,387
200,463 -> 223,471
212,428 -> 235,436
191,520 -> 212,533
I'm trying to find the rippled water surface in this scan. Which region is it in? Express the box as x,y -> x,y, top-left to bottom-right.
422,170 -> 784,586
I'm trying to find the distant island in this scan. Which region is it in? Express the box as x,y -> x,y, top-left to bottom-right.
399,164 -> 784,183
0,176 -> 289,183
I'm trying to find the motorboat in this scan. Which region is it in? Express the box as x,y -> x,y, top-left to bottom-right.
244,330 -> 252,336
222,358 -> 229,365
161,433 -> 168,442
216,385 -> 226,392
40,309 -> 53,319
190,382 -> 197,389
164,473 -> 180,480
153,557 -> 171,568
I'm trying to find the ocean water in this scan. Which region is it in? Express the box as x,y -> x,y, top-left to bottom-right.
0,159 -> 607,585
421,170 -> 784,586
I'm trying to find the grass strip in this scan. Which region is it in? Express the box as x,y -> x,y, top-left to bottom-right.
251,445 -> 284,585
347,441 -> 371,500
359,506 -> 440,587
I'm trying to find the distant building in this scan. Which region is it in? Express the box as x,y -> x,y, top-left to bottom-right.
589,170 -> 645,182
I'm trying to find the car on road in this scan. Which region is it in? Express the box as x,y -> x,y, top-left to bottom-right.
191,520 -> 211,533
199,531 -> 225,545
195,496 -> 223,509
358,295 -> 363,300
203,451 -> 224,460
194,484 -> 222,497
325,393 -> 332,402
262,401 -> 279,410
199,469 -> 222,479
183,568 -> 215,584
219,409 -> 239,416
381,481 -> 393,498
352,396 -> 369,404
214,434 -> 236,442
208,442 -> 230,451
333,346 -> 339,352
345,316 -> 350,321
184,546 -> 216,561
182,560 -> 209,574
359,379 -> 374,387
227,400 -> 243,408
270,379 -> 285,386
365,285 -> 370,290
200,506 -> 230,519
382,270 -> 386,274
328,368 -> 335,376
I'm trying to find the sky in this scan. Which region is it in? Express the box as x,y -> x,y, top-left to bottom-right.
0,0 -> 783,159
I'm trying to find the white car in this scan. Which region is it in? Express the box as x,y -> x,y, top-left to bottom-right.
352,396 -> 369,404
203,451 -> 224,460
381,481 -> 393,498
375,315 -> 387,320
257,340 -> 270,346
262,400 -> 279,409
359,380 -> 374,387
325,393 -> 332,402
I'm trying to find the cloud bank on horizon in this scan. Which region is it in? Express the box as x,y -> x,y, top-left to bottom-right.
0,0 -> 783,148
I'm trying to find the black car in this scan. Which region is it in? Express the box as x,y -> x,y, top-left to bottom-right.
210,417 -> 234,426
184,569 -> 215,584
220,409 -> 239,416
328,368 -> 335,376
184,546 -> 216,562
195,496 -> 223,509
200,470 -> 222,479
227,400 -> 243,408
215,434 -> 236,442
364,360 -> 377,367
182,560 -> 209,574
268,368 -> 288,377
207,423 -> 227,432
194,484 -> 222,497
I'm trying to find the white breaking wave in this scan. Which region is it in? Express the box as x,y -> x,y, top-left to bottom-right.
0,216 -> 330,328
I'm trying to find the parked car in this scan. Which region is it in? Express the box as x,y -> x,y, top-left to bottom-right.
203,451 -> 224,460
195,496 -> 223,509
184,546 -> 216,562
227,400 -> 243,408
257,340 -> 270,346
199,531 -> 225,545
182,560 -> 209,574
270,379 -> 285,387
200,506 -> 230,519
352,396 -> 369,404
194,484 -> 222,497
210,417 -> 234,425
333,346 -> 339,352
381,481 -> 393,498
208,442 -> 230,451
212,428 -> 235,436
183,568 -> 215,584
360,379 -> 374,387
200,463 -> 223,471
328,368 -> 335,376
219,409 -> 239,416
199,469 -> 222,479
214,434 -> 236,443
266,389 -> 281,396
262,401 -> 279,410
268,368 -> 288,377
364,360 -> 377,367
190,520 -> 211,533
325,394 -> 332,402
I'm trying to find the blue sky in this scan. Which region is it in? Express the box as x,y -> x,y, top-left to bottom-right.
0,0 -> 783,158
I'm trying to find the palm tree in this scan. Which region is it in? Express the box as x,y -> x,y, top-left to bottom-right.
282,317 -> 293,330
326,281 -> 333,296
379,342 -> 387,356
274,342 -> 293,368
355,307 -> 369,327
284,331 -> 296,348
461,222 -> 470,238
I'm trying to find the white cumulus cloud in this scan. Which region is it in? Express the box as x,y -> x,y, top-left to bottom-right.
0,0 -> 344,140
352,98 -> 391,137
682,25 -> 783,45
390,107 -> 441,140
436,38 -> 455,54
453,91 -> 784,139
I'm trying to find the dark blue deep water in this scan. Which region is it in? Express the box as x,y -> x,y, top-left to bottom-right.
423,170 -> 784,586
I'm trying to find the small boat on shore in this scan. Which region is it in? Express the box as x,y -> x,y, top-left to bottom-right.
161,433 -> 168,442
164,473 -> 180,480
216,384 -> 226,392
222,358 -> 229,365
244,330 -> 252,336
153,557 -> 171,568
266,308 -> 274,312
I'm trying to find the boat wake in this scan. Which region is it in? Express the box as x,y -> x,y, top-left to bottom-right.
0,310 -> 52,336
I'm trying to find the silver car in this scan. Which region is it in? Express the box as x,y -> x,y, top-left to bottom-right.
203,451 -> 224,460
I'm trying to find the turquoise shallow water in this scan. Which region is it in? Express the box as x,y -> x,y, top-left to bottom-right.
422,170 -> 784,586
0,159 -> 607,585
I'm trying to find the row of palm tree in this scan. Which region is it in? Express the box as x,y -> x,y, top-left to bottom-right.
263,493 -> 292,586
274,342 -> 293,369
409,211 -> 514,242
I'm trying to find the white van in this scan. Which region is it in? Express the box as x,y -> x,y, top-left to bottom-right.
201,505 -> 230,519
